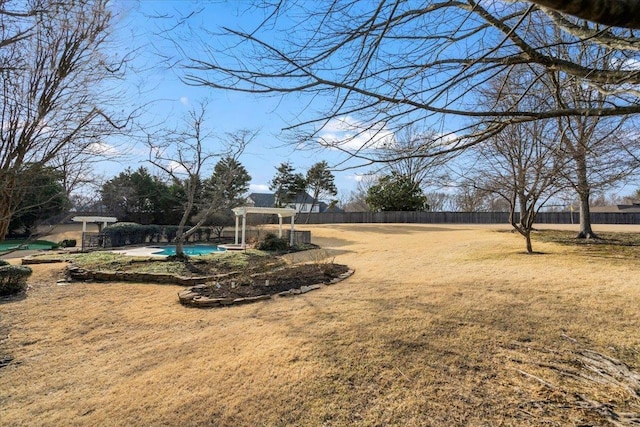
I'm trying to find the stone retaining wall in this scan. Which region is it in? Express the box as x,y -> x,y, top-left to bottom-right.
66,265 -> 216,286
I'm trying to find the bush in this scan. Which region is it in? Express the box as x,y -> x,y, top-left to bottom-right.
257,233 -> 289,252
0,259 -> 10,266
58,239 -> 77,248
0,265 -> 33,296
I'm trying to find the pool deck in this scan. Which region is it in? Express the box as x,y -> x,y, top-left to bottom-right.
111,246 -> 228,257
111,247 -> 167,257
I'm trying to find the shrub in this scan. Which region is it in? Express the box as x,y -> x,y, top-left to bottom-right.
257,233 -> 289,252
58,239 -> 77,248
0,265 -> 33,296
0,259 -> 10,266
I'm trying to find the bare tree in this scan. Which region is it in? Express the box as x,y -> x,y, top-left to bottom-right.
148,102 -> 254,258
341,173 -> 379,212
183,1 -> 640,169
549,66 -> 639,238
474,119 -> 564,253
451,185 -> 492,213
0,0 -> 132,242
377,125 -> 451,190
0,1 -> 49,53
469,66 -> 567,252
424,191 -> 455,212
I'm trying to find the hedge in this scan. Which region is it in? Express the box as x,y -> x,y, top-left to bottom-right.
101,223 -> 222,247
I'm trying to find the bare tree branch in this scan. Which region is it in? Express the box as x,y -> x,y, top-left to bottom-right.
183,0 -> 640,163
529,0 -> 640,29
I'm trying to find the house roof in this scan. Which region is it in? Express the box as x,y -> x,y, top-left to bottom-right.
247,193 -> 276,207
291,192 -> 315,204
589,204 -> 640,213
318,201 -> 344,213
247,192 -> 317,207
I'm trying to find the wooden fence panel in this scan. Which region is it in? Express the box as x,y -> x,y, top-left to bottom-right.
303,211 -> 640,225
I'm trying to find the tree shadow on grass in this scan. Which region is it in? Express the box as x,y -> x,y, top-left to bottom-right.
0,292 -> 27,304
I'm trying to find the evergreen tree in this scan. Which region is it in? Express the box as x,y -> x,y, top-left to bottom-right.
305,161 -> 337,217
9,165 -> 69,236
366,173 -> 428,212
204,157 -> 251,208
269,162 -> 306,207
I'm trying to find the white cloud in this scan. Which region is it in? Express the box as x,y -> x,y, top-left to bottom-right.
347,173 -> 378,182
87,142 -> 120,156
317,116 -> 395,151
617,57 -> 640,70
180,96 -> 189,105
167,160 -> 188,175
249,183 -> 270,193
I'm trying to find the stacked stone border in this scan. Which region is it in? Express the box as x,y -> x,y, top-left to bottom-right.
178,269 -> 355,308
65,265 -> 219,286
24,255 -> 355,308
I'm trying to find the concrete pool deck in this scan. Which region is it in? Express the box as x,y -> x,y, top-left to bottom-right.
111,245 -> 229,257
111,247 -> 168,257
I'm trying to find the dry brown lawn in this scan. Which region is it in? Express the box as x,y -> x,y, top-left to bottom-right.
2,223 -> 640,426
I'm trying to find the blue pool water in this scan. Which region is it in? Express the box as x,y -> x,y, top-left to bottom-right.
152,245 -> 226,256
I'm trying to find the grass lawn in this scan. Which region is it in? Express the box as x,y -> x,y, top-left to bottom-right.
1,224 -> 640,426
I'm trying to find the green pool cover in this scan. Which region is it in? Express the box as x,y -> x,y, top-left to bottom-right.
0,240 -> 58,251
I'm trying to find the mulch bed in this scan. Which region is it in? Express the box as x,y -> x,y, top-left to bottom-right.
179,263 -> 353,308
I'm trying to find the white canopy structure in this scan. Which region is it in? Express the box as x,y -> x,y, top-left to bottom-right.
231,206 -> 296,249
72,216 -> 117,232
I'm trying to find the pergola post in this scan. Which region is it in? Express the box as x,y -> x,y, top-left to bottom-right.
241,214 -> 247,248
230,207 -> 296,250
234,215 -> 240,245
290,215 -> 295,246
71,216 -> 118,251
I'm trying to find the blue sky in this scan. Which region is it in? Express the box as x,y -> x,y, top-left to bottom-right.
102,0 -> 373,200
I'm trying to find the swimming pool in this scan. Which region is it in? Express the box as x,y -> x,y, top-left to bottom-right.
0,240 -> 59,251
151,245 -> 226,256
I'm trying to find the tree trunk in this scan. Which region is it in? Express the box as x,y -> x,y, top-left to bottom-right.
0,175 -> 19,243
575,155 -> 598,239
577,194 -> 598,239
0,204 -> 11,243
174,195 -> 195,259
525,231 -> 533,254
305,189 -> 320,224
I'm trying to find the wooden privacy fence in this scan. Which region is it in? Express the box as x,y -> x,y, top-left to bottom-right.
301,211 -> 640,225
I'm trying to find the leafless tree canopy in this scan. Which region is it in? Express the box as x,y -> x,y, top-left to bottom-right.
0,0 -> 133,241
147,102 -> 254,256
184,0 -> 640,163
376,126 -> 451,189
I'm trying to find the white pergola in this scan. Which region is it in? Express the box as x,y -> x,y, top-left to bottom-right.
72,216 -> 118,232
231,206 -> 296,249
